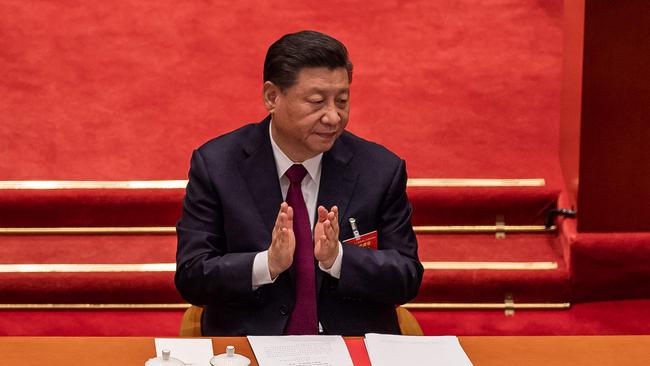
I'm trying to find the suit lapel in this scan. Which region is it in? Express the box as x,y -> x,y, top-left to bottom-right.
239,117 -> 283,235
317,136 -> 358,223
316,135 -> 358,292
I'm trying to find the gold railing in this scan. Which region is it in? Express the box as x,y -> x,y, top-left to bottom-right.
0,225 -> 556,235
0,178 -> 545,189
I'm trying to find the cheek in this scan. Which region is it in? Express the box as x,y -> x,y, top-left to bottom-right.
339,111 -> 350,129
341,109 -> 350,121
288,107 -> 319,128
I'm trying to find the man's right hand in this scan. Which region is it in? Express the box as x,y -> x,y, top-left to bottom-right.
268,202 -> 295,279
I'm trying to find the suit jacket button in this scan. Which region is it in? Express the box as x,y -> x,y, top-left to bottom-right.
280,305 -> 288,315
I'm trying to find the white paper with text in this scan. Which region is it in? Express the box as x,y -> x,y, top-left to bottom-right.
364,333 -> 473,366
247,335 -> 353,366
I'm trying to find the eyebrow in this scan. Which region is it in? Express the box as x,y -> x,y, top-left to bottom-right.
307,87 -> 350,94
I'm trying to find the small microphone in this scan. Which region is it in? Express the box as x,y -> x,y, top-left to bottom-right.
545,208 -> 577,228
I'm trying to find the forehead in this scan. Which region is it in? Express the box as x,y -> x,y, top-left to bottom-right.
290,67 -> 349,94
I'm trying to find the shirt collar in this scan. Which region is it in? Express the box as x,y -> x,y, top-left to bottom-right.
269,120 -> 322,181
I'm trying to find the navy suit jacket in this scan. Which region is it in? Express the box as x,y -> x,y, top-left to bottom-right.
175,116 -> 423,336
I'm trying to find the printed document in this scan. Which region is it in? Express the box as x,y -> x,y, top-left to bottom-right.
154,338 -> 214,366
364,333 -> 473,366
248,335 -> 354,366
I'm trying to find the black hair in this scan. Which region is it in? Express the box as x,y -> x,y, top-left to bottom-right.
263,30 -> 353,91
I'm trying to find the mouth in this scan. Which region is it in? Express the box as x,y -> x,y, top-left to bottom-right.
314,131 -> 338,140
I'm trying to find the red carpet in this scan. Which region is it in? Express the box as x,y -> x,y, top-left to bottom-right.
417,232 -> 570,303
2,300 -> 650,336
409,186 -> 558,225
0,310 -> 184,336
0,0 -> 563,187
414,299 -> 650,336
0,185 -> 557,227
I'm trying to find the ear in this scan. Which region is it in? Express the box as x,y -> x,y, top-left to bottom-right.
263,81 -> 281,113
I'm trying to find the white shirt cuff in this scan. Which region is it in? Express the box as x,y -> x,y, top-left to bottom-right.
252,250 -> 276,290
318,241 -> 343,279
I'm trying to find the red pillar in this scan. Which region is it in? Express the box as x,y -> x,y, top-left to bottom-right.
560,0 -> 650,232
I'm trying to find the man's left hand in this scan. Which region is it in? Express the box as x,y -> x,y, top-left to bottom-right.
314,205 -> 339,269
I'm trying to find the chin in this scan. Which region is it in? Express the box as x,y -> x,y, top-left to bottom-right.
320,141 -> 337,152
308,142 -> 334,155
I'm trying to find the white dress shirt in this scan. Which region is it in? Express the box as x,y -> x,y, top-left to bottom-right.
251,122 -> 343,289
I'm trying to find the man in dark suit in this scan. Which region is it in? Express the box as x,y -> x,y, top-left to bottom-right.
175,30 -> 423,336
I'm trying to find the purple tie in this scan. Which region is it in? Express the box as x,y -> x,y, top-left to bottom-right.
283,164 -> 318,335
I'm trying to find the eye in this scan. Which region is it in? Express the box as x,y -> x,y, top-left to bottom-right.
309,99 -> 324,104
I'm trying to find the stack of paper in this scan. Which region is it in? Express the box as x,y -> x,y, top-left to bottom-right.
248,335 -> 354,366
364,333 -> 474,366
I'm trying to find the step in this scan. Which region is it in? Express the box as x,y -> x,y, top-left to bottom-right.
3,299 -> 649,336
0,309 -> 185,336
409,186 -> 559,226
0,182 -> 559,227
415,233 -> 570,303
413,299 -> 650,336
560,217 -> 650,302
0,188 -> 185,227
0,232 -> 569,305
0,234 -> 181,303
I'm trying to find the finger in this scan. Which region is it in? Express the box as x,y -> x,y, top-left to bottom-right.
275,202 -> 288,228
313,221 -> 323,244
323,220 -> 337,244
284,207 -> 294,236
327,211 -> 337,231
313,232 -> 321,250
286,205 -> 294,222
279,227 -> 293,247
279,227 -> 287,241
272,226 -> 287,253
314,234 -> 327,251
330,206 -> 339,232
278,212 -> 289,232
316,231 -> 334,261
317,206 -> 328,222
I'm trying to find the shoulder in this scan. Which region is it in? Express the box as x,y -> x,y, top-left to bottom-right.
334,130 -> 408,205
195,118 -> 268,162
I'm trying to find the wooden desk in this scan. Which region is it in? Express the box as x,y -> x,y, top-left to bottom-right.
1,336 -> 648,365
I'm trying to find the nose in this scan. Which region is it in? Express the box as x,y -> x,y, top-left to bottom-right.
321,103 -> 341,126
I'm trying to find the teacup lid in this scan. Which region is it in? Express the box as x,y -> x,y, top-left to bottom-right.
210,345 -> 251,366
145,349 -> 186,366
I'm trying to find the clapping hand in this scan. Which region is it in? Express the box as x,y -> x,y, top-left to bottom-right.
314,205 -> 340,269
